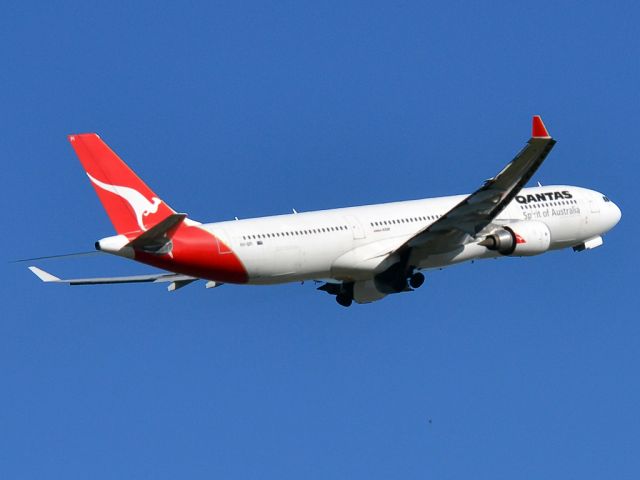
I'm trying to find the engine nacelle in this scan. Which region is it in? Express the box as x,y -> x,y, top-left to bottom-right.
353,279 -> 387,304
479,221 -> 551,256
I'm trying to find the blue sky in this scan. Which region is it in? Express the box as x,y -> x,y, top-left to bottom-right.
2,1 -> 639,478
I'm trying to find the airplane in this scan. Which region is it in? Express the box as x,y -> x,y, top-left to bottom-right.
28,116 -> 621,306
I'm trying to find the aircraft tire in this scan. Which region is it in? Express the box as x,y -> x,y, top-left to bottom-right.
409,272 -> 425,289
336,293 -> 353,307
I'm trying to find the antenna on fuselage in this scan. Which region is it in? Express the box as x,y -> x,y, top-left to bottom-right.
537,181 -> 543,187
292,208 -> 298,214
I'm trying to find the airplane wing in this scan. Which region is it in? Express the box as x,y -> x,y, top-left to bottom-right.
403,116 -> 556,257
28,266 -> 198,291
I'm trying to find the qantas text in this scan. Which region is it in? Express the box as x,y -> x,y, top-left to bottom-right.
515,191 -> 573,204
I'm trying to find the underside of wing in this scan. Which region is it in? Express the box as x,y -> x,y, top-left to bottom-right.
368,116 -> 556,294
407,116 -> 555,255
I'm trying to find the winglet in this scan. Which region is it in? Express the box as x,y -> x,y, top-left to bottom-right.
532,115 -> 550,138
28,266 -> 61,282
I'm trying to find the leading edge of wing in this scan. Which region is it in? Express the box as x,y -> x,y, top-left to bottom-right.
28,266 -> 196,286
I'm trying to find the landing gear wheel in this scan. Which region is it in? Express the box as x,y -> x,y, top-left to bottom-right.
409,272 -> 425,289
336,293 -> 353,307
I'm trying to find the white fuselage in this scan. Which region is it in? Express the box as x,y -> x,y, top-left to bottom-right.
200,185 -> 621,285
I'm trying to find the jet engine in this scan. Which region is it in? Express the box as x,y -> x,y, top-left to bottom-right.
479,221 -> 551,256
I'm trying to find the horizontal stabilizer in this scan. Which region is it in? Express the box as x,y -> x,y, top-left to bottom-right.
127,213 -> 187,251
29,266 -> 61,282
28,266 -> 195,286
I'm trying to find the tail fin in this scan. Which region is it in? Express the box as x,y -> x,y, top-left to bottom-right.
68,134 -> 175,235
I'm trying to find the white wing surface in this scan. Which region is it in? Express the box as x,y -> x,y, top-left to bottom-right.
28,266 -> 197,290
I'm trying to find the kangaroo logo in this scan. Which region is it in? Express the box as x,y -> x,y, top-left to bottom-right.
87,173 -> 162,231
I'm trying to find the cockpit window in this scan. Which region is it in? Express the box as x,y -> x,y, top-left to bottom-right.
603,196 -> 611,202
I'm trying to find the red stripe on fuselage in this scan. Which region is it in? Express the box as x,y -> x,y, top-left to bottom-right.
134,223 -> 248,284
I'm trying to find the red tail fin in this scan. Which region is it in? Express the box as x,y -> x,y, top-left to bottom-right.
68,134 -> 175,236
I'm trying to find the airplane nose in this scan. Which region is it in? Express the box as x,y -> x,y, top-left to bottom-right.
611,202 -> 622,226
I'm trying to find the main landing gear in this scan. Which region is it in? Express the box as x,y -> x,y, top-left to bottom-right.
318,271 -> 425,307
318,282 -> 354,307
336,293 -> 353,307
409,272 -> 425,289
